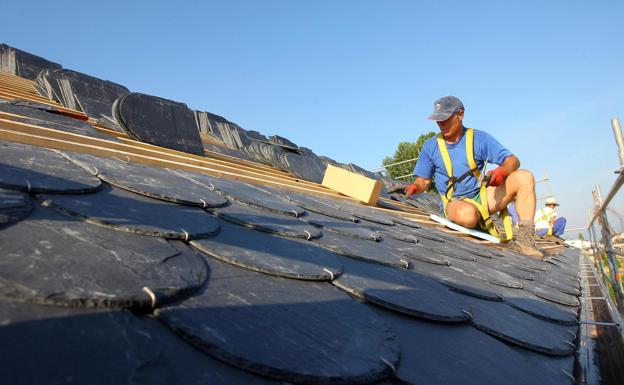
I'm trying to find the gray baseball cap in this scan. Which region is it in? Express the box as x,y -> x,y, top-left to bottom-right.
427,96 -> 464,121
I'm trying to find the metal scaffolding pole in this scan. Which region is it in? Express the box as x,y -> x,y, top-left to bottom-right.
587,117 -> 624,314
593,184 -> 624,313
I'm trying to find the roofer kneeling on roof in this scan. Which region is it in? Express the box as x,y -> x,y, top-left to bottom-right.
404,96 -> 543,259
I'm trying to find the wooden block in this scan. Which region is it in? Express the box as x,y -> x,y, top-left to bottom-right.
321,164 -> 383,205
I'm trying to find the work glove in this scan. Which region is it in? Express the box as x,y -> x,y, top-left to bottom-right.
405,183 -> 419,197
486,166 -> 507,187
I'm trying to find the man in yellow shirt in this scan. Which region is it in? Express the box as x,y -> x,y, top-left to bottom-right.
534,197 -> 566,238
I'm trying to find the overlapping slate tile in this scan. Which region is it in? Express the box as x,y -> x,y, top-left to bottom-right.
398,243 -> 452,265
314,230 -> 410,268
459,294 -> 578,355
260,185 -> 360,222
209,200 -> 321,240
409,258 -> 502,300
156,257 -> 399,384
413,237 -> 478,261
190,219 -> 341,280
0,188 -> 32,227
374,308 -> 574,385
333,257 -> 471,322
39,183 -> 219,240
303,210 -> 380,241
475,258 -> 535,281
532,274 -> 581,295
172,169 -> 305,217
0,203 -> 207,308
447,258 -> 524,289
497,286 -> 579,325
62,152 -> 228,207
0,300 -> 279,385
0,140 -> 101,193
522,280 -> 581,307
336,201 -> 396,226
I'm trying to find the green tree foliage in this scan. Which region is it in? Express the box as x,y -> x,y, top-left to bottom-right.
382,131 -> 436,184
578,233 -> 584,241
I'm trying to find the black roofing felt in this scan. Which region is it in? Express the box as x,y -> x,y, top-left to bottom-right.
0,44 -> 62,80
0,45 -> 584,384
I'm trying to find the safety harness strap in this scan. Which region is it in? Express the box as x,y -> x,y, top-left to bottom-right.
535,208 -> 554,236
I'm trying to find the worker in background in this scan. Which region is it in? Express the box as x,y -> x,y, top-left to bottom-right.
534,197 -> 567,239
404,96 -> 543,258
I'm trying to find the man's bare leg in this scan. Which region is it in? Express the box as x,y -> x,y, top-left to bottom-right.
445,200 -> 480,228
486,169 -> 542,258
486,169 -> 536,219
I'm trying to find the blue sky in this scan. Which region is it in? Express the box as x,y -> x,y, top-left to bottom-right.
2,0 -> 623,236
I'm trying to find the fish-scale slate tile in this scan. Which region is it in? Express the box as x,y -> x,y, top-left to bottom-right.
532,275 -> 581,295
0,188 -> 32,227
209,199 -> 321,240
458,293 -> 578,355
156,256 -> 400,384
259,185 -> 360,222
414,237 -> 478,261
190,219 -> 341,280
398,243 -> 452,265
409,258 -> 502,301
172,169 -> 305,217
335,201 -> 396,226
474,257 -> 536,281
113,93 -> 204,156
38,183 -> 220,240
62,152 -> 228,207
497,286 -> 579,325
0,300 -> 280,385
0,101 -> 117,141
0,140 -> 102,193
374,308 -> 574,385
446,258 -> 524,289
303,210 -> 381,241
0,203 -> 207,308
314,230 -> 410,268
521,280 -> 581,307
333,257 -> 471,322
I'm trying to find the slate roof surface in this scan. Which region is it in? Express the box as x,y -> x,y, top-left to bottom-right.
0,44 -> 581,385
